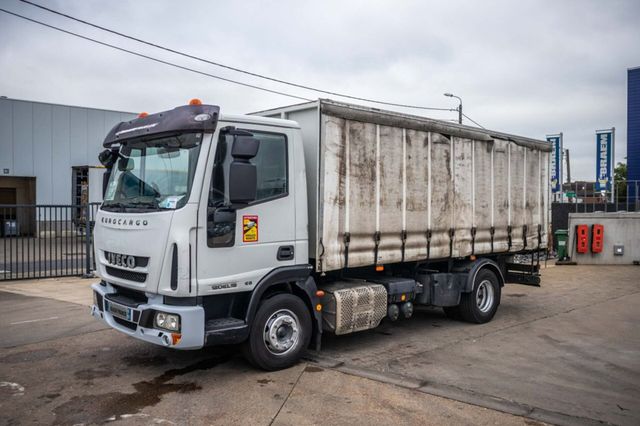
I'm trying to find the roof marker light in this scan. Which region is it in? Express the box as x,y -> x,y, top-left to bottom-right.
189,98 -> 202,106
138,112 -> 149,118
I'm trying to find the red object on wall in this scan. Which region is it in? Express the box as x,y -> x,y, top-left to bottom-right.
576,224 -> 589,253
591,224 -> 604,253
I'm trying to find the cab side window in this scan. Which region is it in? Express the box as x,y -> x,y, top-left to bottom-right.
252,132 -> 288,201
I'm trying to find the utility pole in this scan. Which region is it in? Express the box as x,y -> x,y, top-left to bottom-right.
444,93 -> 463,124
565,148 -> 571,184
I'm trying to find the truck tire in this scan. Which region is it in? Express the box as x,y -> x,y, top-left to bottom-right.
243,293 -> 312,371
452,269 -> 501,324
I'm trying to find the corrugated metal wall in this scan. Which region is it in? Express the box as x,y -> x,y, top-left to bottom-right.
628,68 -> 640,183
0,98 -> 136,204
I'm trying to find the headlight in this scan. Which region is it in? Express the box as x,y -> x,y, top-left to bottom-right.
154,312 -> 181,331
93,291 -> 98,306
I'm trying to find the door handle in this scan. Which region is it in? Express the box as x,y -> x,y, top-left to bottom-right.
277,245 -> 294,261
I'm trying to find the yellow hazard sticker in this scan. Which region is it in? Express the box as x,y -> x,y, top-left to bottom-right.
242,215 -> 259,243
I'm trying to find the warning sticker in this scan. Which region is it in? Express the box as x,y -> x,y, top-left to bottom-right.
242,215 -> 259,243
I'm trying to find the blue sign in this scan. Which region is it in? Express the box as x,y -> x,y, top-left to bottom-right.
547,135 -> 562,193
595,130 -> 613,191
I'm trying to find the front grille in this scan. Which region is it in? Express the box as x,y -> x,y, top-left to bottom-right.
104,250 -> 149,267
113,316 -> 137,331
106,266 -> 147,283
111,284 -> 147,304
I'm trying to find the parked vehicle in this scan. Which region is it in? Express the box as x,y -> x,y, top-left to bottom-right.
91,99 -> 550,370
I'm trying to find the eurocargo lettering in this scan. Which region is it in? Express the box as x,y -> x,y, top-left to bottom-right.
90,98 -> 551,370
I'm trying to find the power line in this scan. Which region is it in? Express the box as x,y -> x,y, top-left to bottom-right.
18,0 -> 456,113
0,8 -> 312,101
462,113 -> 485,129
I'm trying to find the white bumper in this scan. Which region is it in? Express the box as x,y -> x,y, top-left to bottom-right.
91,282 -> 205,349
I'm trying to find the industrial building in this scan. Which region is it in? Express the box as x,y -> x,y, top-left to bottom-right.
628,67 -> 640,188
0,97 -> 135,236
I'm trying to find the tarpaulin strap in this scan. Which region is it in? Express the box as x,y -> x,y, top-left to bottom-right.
401,230 -> 407,262
471,227 -> 477,255
490,227 -> 495,253
522,225 -> 528,249
537,224 -> 542,267
449,228 -> 455,258
373,231 -> 381,265
426,229 -> 432,260
343,232 -> 351,269
537,224 -> 542,249
507,226 -> 512,250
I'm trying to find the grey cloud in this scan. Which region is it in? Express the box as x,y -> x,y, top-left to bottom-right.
0,0 -> 638,179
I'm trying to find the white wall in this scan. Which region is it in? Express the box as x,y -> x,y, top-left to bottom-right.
567,212 -> 640,264
0,98 -> 136,204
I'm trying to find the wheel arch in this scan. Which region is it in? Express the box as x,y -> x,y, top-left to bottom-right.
464,257 -> 505,292
245,265 -> 322,349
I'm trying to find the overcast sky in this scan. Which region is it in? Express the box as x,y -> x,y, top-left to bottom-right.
1,0 -> 638,180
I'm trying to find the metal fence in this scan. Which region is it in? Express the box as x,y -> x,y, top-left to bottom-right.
550,180 -> 639,248
555,180 -> 640,213
0,203 -> 100,281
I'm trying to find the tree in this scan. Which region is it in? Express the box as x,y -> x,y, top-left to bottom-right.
614,162 -> 627,200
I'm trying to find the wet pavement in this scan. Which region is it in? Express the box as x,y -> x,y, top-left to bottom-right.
0,265 -> 638,425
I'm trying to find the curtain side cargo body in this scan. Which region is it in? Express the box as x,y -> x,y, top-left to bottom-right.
256,99 -> 551,273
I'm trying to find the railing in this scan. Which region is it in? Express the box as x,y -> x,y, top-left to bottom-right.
554,179 -> 640,213
550,180 -> 639,249
0,203 -> 101,281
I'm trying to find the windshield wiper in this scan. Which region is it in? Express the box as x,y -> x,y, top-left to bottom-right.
128,200 -> 162,210
101,202 -> 127,212
101,200 -> 161,211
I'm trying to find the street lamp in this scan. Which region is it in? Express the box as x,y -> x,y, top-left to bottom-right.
444,93 -> 462,124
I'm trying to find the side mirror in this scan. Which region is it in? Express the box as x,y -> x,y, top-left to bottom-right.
117,156 -> 135,172
229,162 -> 257,205
98,149 -> 118,168
232,136 -> 260,159
228,135 -> 259,206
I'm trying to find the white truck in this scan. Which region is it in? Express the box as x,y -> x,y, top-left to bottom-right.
91,98 -> 550,370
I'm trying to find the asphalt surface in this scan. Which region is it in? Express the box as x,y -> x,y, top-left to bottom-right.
0,265 -> 638,425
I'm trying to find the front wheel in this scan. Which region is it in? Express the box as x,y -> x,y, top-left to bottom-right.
243,293 -> 312,371
446,268 -> 501,324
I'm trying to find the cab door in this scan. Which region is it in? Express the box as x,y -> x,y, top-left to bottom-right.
195,124 -> 297,297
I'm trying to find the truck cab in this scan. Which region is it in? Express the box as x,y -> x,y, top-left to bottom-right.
92,100 -> 319,370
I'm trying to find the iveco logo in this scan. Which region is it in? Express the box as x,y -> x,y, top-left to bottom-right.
101,217 -> 148,226
107,251 -> 136,269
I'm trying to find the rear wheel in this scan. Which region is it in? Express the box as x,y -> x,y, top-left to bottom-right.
446,269 -> 501,324
243,293 -> 311,371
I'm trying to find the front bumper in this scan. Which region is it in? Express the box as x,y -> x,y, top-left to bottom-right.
91,282 -> 205,349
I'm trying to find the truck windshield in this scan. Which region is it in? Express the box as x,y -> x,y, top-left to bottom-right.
102,133 -> 202,212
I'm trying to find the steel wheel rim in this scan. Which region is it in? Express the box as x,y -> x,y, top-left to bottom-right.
263,309 -> 300,356
476,280 -> 495,313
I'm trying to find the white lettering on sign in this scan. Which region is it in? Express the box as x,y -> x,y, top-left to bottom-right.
598,133 -> 609,184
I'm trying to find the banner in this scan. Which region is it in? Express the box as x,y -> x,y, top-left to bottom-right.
595,130 -> 613,191
547,134 -> 562,193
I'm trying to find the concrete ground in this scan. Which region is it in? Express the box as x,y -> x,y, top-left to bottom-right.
0,265 -> 638,425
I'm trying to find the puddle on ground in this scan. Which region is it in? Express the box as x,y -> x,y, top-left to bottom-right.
74,367 -> 113,381
53,355 -> 232,425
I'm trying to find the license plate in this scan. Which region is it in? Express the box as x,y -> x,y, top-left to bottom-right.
106,301 -> 133,321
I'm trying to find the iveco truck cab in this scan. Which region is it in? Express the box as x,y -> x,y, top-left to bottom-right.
91,99 -> 549,370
